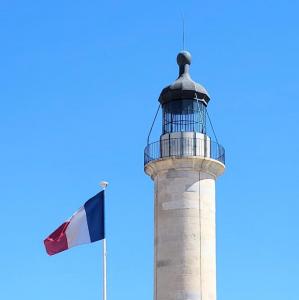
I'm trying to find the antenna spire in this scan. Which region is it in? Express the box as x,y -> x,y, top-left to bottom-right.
181,13 -> 185,50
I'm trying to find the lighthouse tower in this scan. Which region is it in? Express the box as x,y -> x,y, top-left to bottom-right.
144,51 -> 225,300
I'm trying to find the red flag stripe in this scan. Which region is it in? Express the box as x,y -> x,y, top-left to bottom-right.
44,222 -> 70,256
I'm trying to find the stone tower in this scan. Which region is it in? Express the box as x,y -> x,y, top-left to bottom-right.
144,51 -> 225,300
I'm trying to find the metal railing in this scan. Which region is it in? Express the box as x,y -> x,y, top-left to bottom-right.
144,137 -> 225,165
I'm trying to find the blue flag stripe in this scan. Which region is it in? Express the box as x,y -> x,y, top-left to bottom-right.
84,191 -> 105,242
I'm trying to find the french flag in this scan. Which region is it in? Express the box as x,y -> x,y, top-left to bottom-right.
44,191 -> 105,256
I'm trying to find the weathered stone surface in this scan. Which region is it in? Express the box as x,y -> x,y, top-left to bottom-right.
145,157 -> 224,300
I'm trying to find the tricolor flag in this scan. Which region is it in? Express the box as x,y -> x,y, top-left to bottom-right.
44,191 -> 105,256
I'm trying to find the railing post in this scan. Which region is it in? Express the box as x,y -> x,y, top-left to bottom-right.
180,132 -> 183,157
168,133 -> 171,157
193,132 -> 196,156
204,135 -> 207,158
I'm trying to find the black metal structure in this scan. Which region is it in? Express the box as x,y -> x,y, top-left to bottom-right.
159,51 -> 210,106
144,51 -> 225,166
144,137 -> 225,165
162,99 -> 206,134
159,51 -> 209,135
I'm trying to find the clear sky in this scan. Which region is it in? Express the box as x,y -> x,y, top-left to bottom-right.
1,0 -> 299,299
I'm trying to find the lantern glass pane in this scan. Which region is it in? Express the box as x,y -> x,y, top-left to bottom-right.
162,100 -> 206,134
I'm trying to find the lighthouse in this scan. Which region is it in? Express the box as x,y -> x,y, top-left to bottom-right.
144,51 -> 225,300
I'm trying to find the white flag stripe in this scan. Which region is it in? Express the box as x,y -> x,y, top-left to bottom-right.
66,206 -> 91,248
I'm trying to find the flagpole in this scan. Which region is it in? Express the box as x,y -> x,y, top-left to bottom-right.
100,181 -> 109,300
103,238 -> 107,300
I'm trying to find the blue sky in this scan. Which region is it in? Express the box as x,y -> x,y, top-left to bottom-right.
1,0 -> 299,299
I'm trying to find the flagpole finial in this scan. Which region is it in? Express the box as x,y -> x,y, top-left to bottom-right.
100,181 -> 109,189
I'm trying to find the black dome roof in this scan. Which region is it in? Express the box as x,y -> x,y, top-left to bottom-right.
159,51 -> 210,106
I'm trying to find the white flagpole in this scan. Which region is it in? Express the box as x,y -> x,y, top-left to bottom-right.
100,181 -> 109,300
103,238 -> 107,300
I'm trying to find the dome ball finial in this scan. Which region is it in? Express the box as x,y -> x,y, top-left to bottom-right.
177,51 -> 192,66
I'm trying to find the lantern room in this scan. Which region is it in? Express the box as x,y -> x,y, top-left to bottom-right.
159,51 -> 210,134
144,51 -> 225,166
